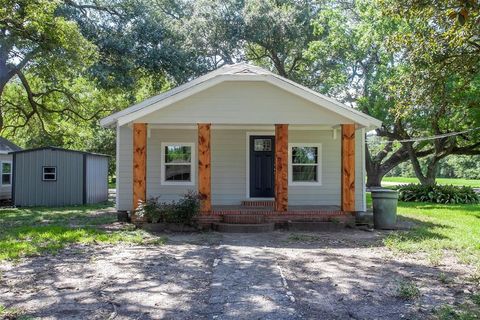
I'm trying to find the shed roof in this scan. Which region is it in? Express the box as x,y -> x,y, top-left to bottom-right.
9,146 -> 109,157
0,137 -> 22,154
100,63 -> 382,129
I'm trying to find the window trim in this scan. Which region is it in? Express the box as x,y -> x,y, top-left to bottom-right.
160,142 -> 195,186
1,161 -> 12,186
288,143 -> 322,186
42,166 -> 57,181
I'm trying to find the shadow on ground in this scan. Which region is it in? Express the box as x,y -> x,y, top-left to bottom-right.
0,226 -> 474,320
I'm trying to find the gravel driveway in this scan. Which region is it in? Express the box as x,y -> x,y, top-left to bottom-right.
0,230 -> 475,319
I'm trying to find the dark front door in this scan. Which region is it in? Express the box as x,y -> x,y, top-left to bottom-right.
249,135 -> 275,198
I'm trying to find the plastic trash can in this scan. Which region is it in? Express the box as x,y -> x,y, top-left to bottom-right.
371,188 -> 398,229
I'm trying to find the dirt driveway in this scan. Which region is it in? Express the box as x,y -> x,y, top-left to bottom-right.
0,230 -> 475,319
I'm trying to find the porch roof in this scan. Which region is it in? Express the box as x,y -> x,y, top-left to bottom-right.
100,63 -> 382,129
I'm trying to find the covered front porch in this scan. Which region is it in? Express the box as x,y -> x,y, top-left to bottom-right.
131,123 -> 358,224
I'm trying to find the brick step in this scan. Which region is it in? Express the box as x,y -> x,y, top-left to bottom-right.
213,223 -> 275,233
241,200 -> 275,207
222,214 -> 266,224
212,208 -> 273,215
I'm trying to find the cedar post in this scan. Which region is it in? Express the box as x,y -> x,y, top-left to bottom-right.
275,124 -> 288,212
198,123 -> 212,213
341,124 -> 355,212
132,123 -> 147,219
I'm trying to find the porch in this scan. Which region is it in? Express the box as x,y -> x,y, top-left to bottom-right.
130,123 -> 358,223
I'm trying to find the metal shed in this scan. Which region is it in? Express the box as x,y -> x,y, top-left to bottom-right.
11,147 -> 109,207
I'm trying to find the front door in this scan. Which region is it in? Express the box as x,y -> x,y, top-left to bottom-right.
249,135 -> 275,198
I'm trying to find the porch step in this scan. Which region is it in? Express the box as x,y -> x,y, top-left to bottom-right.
222,214 -> 266,224
213,222 -> 275,233
241,200 -> 274,208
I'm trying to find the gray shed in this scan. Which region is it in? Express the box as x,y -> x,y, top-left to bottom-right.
11,147 -> 109,207
0,137 -> 22,200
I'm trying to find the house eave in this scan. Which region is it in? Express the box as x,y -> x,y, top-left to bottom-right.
100,64 -> 382,129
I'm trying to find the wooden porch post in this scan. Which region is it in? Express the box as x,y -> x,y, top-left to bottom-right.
275,124 -> 288,212
132,123 -> 147,218
198,123 -> 212,213
341,124 -> 355,212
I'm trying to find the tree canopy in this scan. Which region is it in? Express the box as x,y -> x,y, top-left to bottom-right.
1,0 -> 479,183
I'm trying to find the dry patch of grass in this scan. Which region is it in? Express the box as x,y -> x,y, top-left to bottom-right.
0,203 -> 166,260
378,200 -> 480,269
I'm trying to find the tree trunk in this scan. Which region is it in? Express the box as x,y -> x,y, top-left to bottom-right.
366,169 -> 384,187
0,77 -> 6,132
365,146 -> 387,187
407,142 -> 439,186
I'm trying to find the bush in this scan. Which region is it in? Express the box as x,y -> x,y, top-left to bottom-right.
166,191 -> 202,224
135,197 -> 162,223
396,184 -> 480,204
136,191 -> 202,225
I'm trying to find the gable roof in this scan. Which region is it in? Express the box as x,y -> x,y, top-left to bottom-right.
100,63 -> 382,128
9,146 -> 109,157
0,137 -> 22,154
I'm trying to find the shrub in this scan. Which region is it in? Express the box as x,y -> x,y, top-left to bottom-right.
161,191 -> 202,225
136,192 -> 202,225
396,280 -> 420,300
396,184 -> 480,204
135,198 -> 162,223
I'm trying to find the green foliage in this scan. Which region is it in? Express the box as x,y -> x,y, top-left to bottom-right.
396,184 -> 480,204
135,198 -> 163,223
383,177 -> 480,188
396,280 -> 421,300
0,304 -> 26,320
136,191 -> 202,225
436,293 -> 480,320
381,197 -> 480,269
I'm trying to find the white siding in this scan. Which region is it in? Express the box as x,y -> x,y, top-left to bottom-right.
355,128 -> 366,211
116,126 -> 366,211
117,125 -> 133,210
211,130 -> 247,205
146,129 -> 197,203
288,130 -> 341,206
0,154 -> 13,200
135,81 -> 354,125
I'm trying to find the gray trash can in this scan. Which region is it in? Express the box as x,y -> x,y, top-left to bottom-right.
371,188 -> 398,229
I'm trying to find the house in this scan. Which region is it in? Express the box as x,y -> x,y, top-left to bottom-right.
10,147 -> 109,207
100,63 -> 381,225
0,137 -> 22,200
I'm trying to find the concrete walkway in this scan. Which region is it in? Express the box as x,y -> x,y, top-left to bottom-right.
207,235 -> 297,319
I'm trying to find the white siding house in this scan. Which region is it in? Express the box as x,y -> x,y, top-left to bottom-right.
101,63 -> 381,222
0,137 -> 21,200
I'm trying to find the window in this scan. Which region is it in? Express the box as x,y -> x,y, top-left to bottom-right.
42,166 -> 57,181
289,144 -> 322,185
1,161 -> 12,185
254,138 -> 272,151
161,143 -> 195,185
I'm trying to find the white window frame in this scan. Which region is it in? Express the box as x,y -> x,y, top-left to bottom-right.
42,166 -> 57,181
1,161 -> 12,186
288,143 -> 322,186
160,142 -> 195,186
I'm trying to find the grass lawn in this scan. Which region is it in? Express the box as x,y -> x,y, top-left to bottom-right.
0,202 -> 166,260
367,193 -> 480,270
382,176 -> 480,187
367,192 -> 480,317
